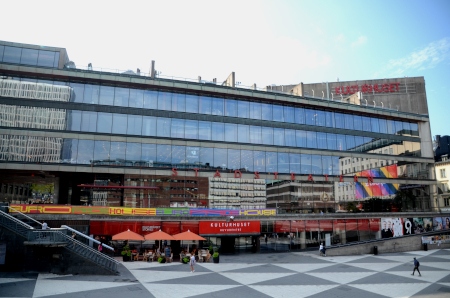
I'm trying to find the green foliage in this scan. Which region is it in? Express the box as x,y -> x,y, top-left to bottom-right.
182,257 -> 190,264
212,252 -> 219,258
31,183 -> 54,194
346,202 -> 360,213
158,257 -> 166,263
121,245 -> 132,256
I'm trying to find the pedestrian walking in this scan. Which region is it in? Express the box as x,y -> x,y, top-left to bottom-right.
411,257 -> 421,276
319,243 -> 326,256
190,253 -> 196,273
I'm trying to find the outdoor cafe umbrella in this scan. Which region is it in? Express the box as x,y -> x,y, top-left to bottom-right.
144,229 -> 175,250
112,229 -> 145,241
172,229 -> 206,253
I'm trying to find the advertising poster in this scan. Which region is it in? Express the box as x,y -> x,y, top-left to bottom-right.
381,218 -> 403,238
423,218 -> 433,232
355,165 -> 399,199
403,218 -> 415,235
443,217 -> 450,230
433,217 -> 443,231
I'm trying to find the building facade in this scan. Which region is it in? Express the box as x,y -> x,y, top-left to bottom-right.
0,40 -> 439,212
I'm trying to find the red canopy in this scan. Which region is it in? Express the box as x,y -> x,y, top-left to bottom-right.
112,229 -> 144,241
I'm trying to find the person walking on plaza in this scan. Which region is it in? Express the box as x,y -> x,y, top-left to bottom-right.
190,252 -> 196,273
319,243 -> 326,256
412,257 -> 421,276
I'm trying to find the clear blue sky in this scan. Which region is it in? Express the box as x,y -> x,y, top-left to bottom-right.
1,0 -> 449,137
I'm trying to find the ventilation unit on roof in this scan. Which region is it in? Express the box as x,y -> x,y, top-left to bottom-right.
64,61 -> 76,69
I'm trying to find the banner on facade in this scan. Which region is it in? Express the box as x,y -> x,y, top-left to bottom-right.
199,220 -> 260,235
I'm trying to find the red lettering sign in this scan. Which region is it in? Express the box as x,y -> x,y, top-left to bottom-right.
290,173 -> 295,181
172,168 -> 178,177
336,82 -> 400,95
234,170 -> 242,178
254,171 -> 260,179
214,170 -> 221,178
199,221 -> 261,235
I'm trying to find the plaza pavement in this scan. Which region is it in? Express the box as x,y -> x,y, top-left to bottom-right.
0,248 -> 449,298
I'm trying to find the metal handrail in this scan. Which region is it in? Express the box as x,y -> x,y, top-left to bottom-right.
61,225 -> 114,251
0,209 -> 35,230
8,206 -> 42,227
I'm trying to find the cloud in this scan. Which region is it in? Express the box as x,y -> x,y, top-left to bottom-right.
384,38 -> 450,76
351,36 -> 367,48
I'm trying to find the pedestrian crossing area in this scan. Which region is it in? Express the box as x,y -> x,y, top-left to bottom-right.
0,249 -> 449,297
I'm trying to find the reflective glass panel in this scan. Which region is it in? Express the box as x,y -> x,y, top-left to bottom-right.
262,127 -> 274,145
127,115 -> 142,135
316,110 -> 326,126
211,97 -> 224,115
93,140 -> 111,161
156,144 -> 171,164
224,98 -> 237,117
37,50 -> 56,67
143,90 -> 158,109
290,153 -> 300,173
198,121 -> 211,140
199,96 -> 212,114
70,83 -> 85,103
344,114 -> 354,129
334,113 -> 345,129
371,117 -> 380,133
296,130 -> 307,148
172,92 -> 186,112
284,106 -> 295,123
295,107 -> 305,124
3,46 -> 21,63
273,105 -> 283,122
172,145 -> 186,164
211,122 -> 224,141
249,102 -> 262,120
185,119 -> 198,139
237,100 -> 249,118
156,118 -> 171,137
112,113 -> 127,134
305,109 -> 316,125
171,119 -> 185,138
249,126 -> 262,144
261,103 -> 272,121
80,111 -> 97,132
327,133 -> 337,150
126,142 -> 141,161
141,143 -> 157,163
306,131 -> 317,148
97,112 -> 112,133
76,140 -> 94,164
301,154 -> 312,174
253,151 -> 266,172
227,149 -> 240,170
273,128 -> 284,146
199,147 -> 213,168
266,152 -> 277,173
67,110 -> 82,131
20,48 -> 38,66
158,91 -> 172,111
285,129 -> 296,147
241,150 -> 253,172
129,89 -> 144,108
83,84 -> 99,104
237,124 -> 250,143
186,93 -> 199,113
278,152 -> 289,173
186,146 -> 200,164
99,85 -> 114,106
114,87 -> 129,107
213,148 -> 227,169
353,115 -> 363,131
110,141 -> 126,160
224,123 -> 238,142
143,115 -> 157,135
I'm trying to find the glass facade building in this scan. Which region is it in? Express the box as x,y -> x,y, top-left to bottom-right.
0,40 -> 438,212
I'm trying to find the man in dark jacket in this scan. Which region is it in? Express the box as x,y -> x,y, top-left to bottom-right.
412,257 -> 421,276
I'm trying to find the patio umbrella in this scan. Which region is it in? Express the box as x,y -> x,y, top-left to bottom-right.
144,229 -> 175,250
112,229 -> 145,241
172,229 -> 206,253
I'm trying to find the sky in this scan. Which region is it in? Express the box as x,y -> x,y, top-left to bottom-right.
1,0 -> 449,138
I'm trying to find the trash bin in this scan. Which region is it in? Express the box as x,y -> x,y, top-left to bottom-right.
373,246 -> 378,255
423,243 -> 428,251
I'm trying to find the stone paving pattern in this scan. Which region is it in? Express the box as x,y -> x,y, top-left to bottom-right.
1,249 -> 449,298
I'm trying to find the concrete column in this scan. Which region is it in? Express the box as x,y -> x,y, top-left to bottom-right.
340,230 -> 346,245
300,231 -> 306,249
